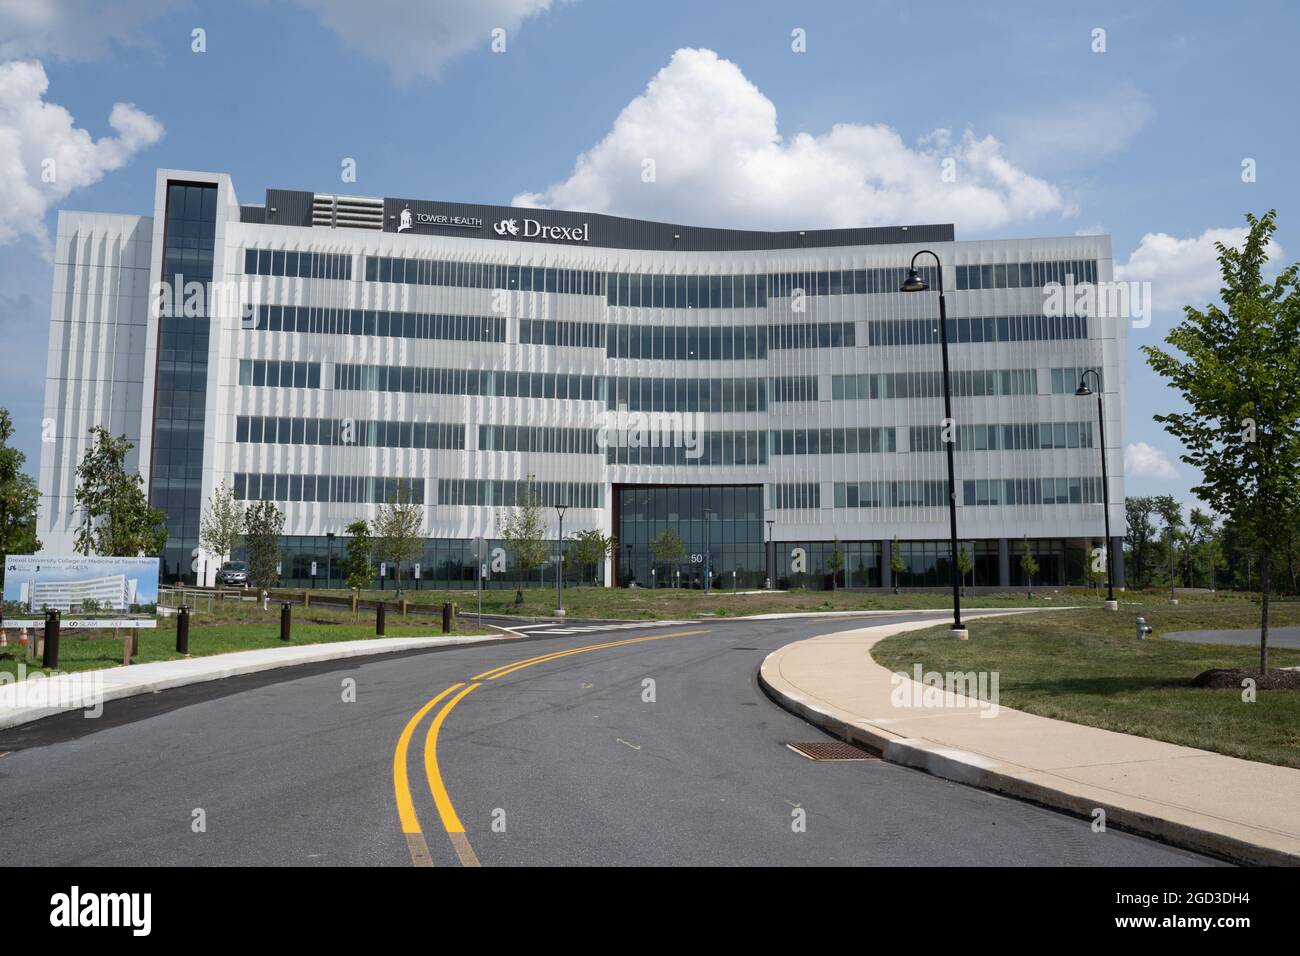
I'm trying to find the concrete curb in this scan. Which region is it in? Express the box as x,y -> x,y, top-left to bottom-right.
739,606 -> 1075,622
0,632 -> 504,732
758,616 -> 1300,867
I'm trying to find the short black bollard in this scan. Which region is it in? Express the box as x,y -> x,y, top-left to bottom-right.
280,602 -> 291,641
376,602 -> 386,636
441,602 -> 452,634
176,604 -> 190,654
42,608 -> 60,668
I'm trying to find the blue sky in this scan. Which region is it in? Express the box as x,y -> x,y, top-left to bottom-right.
1,0 -> 1296,517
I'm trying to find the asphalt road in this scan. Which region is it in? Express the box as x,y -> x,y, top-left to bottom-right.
0,613 -> 1216,866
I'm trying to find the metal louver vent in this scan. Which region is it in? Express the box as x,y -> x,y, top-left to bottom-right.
312,194 -> 384,230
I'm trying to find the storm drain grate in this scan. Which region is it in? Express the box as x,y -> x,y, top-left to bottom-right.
785,741 -> 879,761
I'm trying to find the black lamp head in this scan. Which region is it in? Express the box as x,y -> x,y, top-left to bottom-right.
900,267 -> 928,292
1075,382 -> 1093,397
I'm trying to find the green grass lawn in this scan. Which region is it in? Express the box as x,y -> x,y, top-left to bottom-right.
871,603 -> 1300,768
0,599 -> 492,680
302,584 -> 1261,621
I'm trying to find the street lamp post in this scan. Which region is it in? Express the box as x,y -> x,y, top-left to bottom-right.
1075,370 -> 1118,610
703,507 -> 713,594
902,252 -> 967,639
554,503 -> 568,616
325,532 -> 335,589
766,518 -> 775,589
626,543 -> 633,587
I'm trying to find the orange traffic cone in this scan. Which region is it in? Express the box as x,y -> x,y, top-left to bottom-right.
18,627 -> 29,649
0,630 -> 7,648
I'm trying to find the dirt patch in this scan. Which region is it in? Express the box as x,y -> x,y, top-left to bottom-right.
1192,668 -> 1300,690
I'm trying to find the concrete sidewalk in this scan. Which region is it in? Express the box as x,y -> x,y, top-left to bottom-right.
760,617 -> 1300,866
0,633 -> 502,732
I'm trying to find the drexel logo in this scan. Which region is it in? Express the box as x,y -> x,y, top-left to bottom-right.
50,886 -> 152,936
492,217 -> 589,243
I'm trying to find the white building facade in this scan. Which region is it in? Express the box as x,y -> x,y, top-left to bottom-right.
38,169 -> 1126,590
22,574 -> 134,612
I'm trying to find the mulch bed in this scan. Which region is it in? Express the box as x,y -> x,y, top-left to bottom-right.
1192,668 -> 1300,690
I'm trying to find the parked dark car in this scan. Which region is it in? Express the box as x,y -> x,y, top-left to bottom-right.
216,561 -> 249,586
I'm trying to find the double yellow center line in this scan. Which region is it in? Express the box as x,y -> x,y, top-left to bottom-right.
392,629 -> 707,866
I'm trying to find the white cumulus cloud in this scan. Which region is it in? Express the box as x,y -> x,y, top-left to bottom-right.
1125,442 -> 1178,479
296,0 -> 556,84
513,48 -> 1073,233
0,0 -> 175,61
1116,226 -> 1284,314
0,59 -> 163,248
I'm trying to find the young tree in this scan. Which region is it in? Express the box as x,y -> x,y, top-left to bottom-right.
957,545 -> 974,596
827,537 -> 845,590
1124,496 -> 1158,589
568,529 -> 617,586
498,476 -> 548,604
1152,494 -> 1183,600
0,408 -> 41,589
1019,536 -> 1039,598
243,500 -> 284,592
1084,547 -> 1106,590
199,481 -> 243,575
889,536 -> 905,593
650,527 -> 687,588
372,480 -> 424,591
1143,210 -> 1300,669
73,426 -> 167,557
342,520 -> 373,591
1188,509 -> 1224,591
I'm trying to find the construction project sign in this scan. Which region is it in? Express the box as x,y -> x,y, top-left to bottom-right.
2,555 -> 160,628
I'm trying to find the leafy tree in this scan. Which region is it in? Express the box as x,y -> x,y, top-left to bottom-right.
372,480 -> 424,591
650,527 -> 687,588
199,481 -> 243,574
0,408 -> 41,588
827,537 -> 845,590
569,528 -> 617,586
1124,496 -> 1158,589
889,536 -> 905,593
1271,509 -> 1300,596
342,520 -> 373,591
1019,536 -> 1039,598
73,426 -> 167,557
243,500 -> 284,591
498,476 -> 548,604
1143,211 -> 1300,669
957,545 -> 974,595
1218,515 -> 1255,591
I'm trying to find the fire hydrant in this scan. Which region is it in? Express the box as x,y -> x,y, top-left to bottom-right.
1136,616 -> 1153,640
